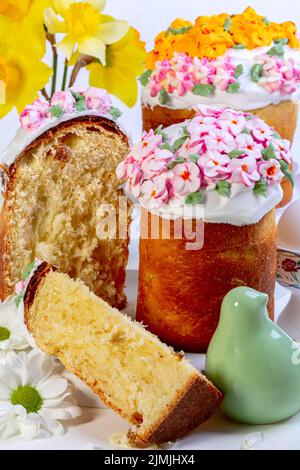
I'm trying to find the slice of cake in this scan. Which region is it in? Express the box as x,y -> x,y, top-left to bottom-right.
23,262 -> 222,446
0,88 -> 130,308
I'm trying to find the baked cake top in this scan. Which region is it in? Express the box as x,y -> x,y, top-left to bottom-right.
141,8 -> 300,110
117,106 -> 292,225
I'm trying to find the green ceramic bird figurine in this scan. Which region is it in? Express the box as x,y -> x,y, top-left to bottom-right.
206,286 -> 300,424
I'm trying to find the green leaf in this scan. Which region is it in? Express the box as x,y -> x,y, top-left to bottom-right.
168,158 -> 186,170
267,43 -> 285,59
227,82 -> 241,94
49,105 -> 64,118
165,26 -> 192,36
21,261 -> 36,281
185,191 -> 205,205
262,143 -> 276,160
262,17 -> 270,26
139,70 -> 152,86
172,135 -> 189,152
274,38 -> 288,45
159,89 -> 170,105
233,43 -> 245,49
215,181 -> 231,198
254,179 -> 268,197
109,107 -> 122,119
280,160 -> 294,187
159,142 -> 174,152
241,127 -> 250,135
234,64 -> 244,79
228,150 -> 244,159
189,154 -> 199,164
224,16 -> 231,32
192,84 -> 215,97
75,99 -> 87,112
250,64 -> 264,83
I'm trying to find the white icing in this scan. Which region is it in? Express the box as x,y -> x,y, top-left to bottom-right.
142,45 -> 300,111
0,110 -> 124,168
139,121 -> 283,226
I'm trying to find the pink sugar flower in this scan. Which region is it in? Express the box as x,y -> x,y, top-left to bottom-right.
251,122 -> 274,143
200,151 -> 231,179
219,111 -> 246,136
235,134 -> 262,159
204,129 -> 235,153
130,130 -> 162,161
228,156 -> 260,187
20,99 -> 50,131
187,115 -> 217,137
259,159 -> 283,184
51,91 -> 75,113
172,162 -> 201,196
84,87 -> 112,112
15,280 -> 26,295
141,175 -> 170,207
141,149 -> 173,178
272,139 -> 292,164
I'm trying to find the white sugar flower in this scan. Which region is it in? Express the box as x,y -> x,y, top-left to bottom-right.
0,350 -> 81,440
0,297 -> 30,363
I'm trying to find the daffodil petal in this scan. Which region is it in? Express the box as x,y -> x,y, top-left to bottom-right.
56,36 -> 75,61
54,0 -> 73,15
97,20 -> 129,45
88,0 -> 107,11
44,7 -> 66,34
78,37 -> 106,64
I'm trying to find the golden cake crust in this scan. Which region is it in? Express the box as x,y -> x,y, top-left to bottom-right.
0,115 -> 130,305
24,262 -> 223,446
142,101 -> 297,208
137,208 -> 277,353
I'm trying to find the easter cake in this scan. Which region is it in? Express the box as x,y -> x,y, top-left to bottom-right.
0,88 -> 131,309
118,106 -> 293,352
141,7 -> 300,206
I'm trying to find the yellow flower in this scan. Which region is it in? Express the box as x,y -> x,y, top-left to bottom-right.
87,17 -> 146,107
0,0 -> 49,59
45,0 -> 129,64
0,45 -> 52,118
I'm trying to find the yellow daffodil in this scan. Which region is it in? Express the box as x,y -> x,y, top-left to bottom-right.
0,45 -> 52,118
0,0 -> 50,59
87,16 -> 146,107
44,0 -> 129,65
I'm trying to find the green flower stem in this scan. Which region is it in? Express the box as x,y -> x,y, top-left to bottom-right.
61,59 -> 69,91
51,48 -> 58,97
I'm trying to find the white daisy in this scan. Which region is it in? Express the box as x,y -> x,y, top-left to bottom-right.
0,350 -> 82,440
0,297 -> 30,363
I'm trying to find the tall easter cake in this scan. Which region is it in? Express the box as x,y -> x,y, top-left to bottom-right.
141,7 -> 300,206
0,88 -> 131,309
118,106 -> 293,352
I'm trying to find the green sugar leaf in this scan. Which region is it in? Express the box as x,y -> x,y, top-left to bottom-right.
165,26 -> 192,37
154,124 -> 168,141
228,150 -> 244,159
262,17 -> 270,26
189,154 -> 199,164
262,143 -> 276,160
215,181 -> 231,198
185,191 -> 205,205
233,43 -> 245,49
254,180 -> 268,197
280,160 -> 294,187
160,142 -> 174,152
109,107 -> 122,119
251,64 -> 264,83
139,70 -> 152,86
224,16 -> 231,32
49,105 -> 64,118
159,89 -> 170,105
267,43 -> 285,59
241,127 -> 251,135
70,90 -> 83,101
234,64 -> 244,79
193,84 -> 215,97
274,38 -> 288,45
21,261 -> 36,281
75,99 -> 87,112
227,82 -> 241,94
168,158 -> 186,170
246,114 -> 254,121
272,131 -> 281,140
172,135 -> 189,152
15,293 -> 24,309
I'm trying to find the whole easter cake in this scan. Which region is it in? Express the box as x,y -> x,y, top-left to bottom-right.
22,261 -> 222,446
118,106 -> 293,352
141,7 -> 300,206
0,88 -> 131,309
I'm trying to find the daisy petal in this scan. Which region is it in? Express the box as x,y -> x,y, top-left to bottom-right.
37,376 -> 68,399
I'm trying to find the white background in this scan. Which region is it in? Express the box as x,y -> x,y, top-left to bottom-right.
1,0 -> 300,150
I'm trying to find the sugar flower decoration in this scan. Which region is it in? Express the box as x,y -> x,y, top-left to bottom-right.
0,297 -> 30,364
117,107 -> 293,209
19,87 -> 121,131
0,350 -> 81,440
44,0 -> 129,64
